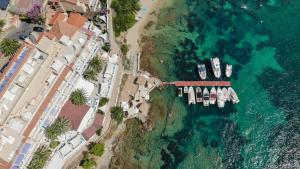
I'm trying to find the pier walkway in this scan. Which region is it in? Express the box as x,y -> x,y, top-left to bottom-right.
161,81 -> 231,87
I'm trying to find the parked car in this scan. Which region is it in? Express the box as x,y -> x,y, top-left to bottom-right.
33,27 -> 44,32
19,34 -> 28,40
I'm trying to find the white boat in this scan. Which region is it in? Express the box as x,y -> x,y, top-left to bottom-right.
178,88 -> 183,97
197,64 -> 206,80
222,87 -> 230,101
211,57 -> 221,78
183,86 -> 188,93
196,87 -> 202,103
209,87 -> 217,104
226,64 -> 232,77
217,87 -> 225,108
228,87 -> 240,104
203,87 -> 209,106
188,87 -> 196,105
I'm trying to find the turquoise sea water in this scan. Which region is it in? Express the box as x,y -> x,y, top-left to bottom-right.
127,0 -> 300,169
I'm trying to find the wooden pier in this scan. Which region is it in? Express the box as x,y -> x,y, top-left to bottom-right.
161,81 -> 231,87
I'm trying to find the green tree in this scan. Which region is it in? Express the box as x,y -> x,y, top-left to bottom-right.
0,39 -> 21,57
70,89 -> 88,106
110,106 -> 124,124
27,145 -> 52,169
111,0 -> 141,36
98,97 -> 109,107
89,143 -> 105,157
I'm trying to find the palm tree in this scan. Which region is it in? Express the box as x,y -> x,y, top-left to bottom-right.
27,145 -> 51,169
83,68 -> 97,81
55,117 -> 70,134
89,56 -> 102,72
45,127 -> 57,140
70,89 -> 88,106
45,117 -> 70,141
0,39 -> 21,57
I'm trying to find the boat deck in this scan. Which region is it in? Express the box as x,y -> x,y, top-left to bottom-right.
161,81 -> 231,87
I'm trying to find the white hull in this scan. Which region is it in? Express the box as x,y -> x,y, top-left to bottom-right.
184,86 -> 188,93
226,64 -> 232,77
209,87 -> 217,104
211,57 -> 221,78
188,87 -> 196,105
228,87 -> 239,104
203,87 -> 209,106
217,87 -> 225,108
222,87 -> 229,101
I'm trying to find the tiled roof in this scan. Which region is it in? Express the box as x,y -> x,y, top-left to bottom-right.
47,20 -> 78,39
59,100 -> 91,130
49,12 -> 66,25
67,13 -> 87,29
82,113 -> 104,140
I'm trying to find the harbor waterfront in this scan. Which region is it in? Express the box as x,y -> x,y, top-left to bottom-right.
111,0 -> 300,169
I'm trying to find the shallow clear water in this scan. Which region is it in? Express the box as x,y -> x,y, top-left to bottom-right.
125,0 -> 300,169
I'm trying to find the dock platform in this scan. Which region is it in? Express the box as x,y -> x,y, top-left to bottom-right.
161,81 -> 231,87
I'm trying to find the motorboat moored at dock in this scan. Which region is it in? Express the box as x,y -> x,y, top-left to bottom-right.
222,87 -> 229,101
217,87 -> 225,108
188,87 -> 196,105
226,64 -> 232,78
178,88 -> 183,97
211,57 -> 221,78
228,87 -> 240,104
209,87 -> 217,104
184,86 -> 188,93
203,87 -> 209,106
197,64 -> 206,80
196,87 -> 202,103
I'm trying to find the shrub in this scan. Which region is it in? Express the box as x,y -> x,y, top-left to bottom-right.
96,128 -> 102,136
80,158 -> 96,169
89,143 -> 105,157
49,140 -> 60,149
110,106 -> 124,124
121,43 -> 128,56
102,44 -> 110,52
99,97 -> 109,107
97,109 -> 105,115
